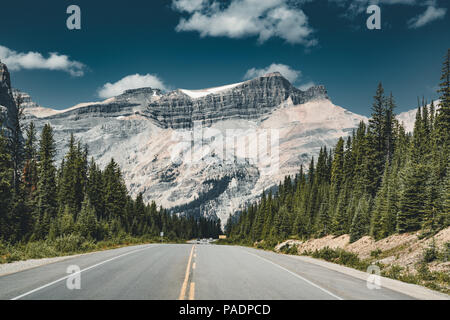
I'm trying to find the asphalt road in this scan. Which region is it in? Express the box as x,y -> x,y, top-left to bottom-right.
0,243 -> 421,300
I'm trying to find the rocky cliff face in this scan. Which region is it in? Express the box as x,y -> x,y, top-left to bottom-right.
12,89 -> 39,109
144,72 -> 328,129
20,70 -> 364,225
0,61 -> 17,133
29,87 -> 164,121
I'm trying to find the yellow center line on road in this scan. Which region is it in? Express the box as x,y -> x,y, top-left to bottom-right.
188,282 -> 195,300
178,245 -> 195,300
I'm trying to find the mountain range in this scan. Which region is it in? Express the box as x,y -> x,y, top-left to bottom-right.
0,60 -> 420,224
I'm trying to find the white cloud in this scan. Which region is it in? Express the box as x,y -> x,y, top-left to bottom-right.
243,63 -> 301,83
172,0 -> 206,13
172,0 -> 317,46
0,45 -> 86,77
298,81 -> 315,91
98,74 -> 169,98
408,5 -> 447,28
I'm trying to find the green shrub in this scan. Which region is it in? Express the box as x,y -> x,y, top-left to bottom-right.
311,247 -> 339,261
382,265 -> 403,280
80,240 -> 96,252
280,245 -> 298,255
338,250 -> 361,268
417,263 -> 435,281
423,246 -> 438,263
255,239 -> 278,250
0,241 -> 6,256
309,247 -> 369,270
53,234 -> 87,253
434,270 -> 450,285
25,241 -> 58,259
370,249 -> 382,258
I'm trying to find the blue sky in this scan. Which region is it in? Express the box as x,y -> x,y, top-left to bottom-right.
0,0 -> 449,115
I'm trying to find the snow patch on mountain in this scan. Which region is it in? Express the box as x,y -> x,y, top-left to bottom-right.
180,82 -> 244,99
397,100 -> 440,133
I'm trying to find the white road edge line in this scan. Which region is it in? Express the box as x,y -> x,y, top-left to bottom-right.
244,251 -> 344,300
11,245 -> 156,300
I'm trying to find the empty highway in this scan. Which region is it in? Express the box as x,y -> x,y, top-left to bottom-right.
0,243 -> 447,300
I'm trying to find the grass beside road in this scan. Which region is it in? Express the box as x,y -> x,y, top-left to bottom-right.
0,234 -> 186,265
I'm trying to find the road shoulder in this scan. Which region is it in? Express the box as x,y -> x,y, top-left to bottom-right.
246,247 -> 449,300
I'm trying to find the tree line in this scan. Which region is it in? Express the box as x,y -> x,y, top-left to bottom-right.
0,119 -> 221,245
225,50 -> 450,245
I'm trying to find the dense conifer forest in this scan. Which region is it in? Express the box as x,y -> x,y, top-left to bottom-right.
0,118 -> 221,261
225,50 -> 450,246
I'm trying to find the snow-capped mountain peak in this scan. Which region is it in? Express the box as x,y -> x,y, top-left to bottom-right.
17,72 -> 365,224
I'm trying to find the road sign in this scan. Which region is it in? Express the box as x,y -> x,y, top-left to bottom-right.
160,232 -> 164,237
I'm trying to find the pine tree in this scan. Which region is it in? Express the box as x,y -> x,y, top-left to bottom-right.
23,122 -> 38,200
372,159 -> 397,239
397,161 -> 427,233
59,134 -> 86,218
35,124 -> 57,239
0,131 -> 13,239
435,49 -> 450,146
77,195 -> 98,239
441,163 -> 450,228
432,50 -> 450,182
423,167 -> 441,235
371,162 -> 389,239
9,93 -> 24,193
384,162 -> 400,237
385,93 -> 396,163
316,193 -> 330,237
278,205 -> 291,240
332,188 -> 349,235
329,138 -> 344,215
103,158 -> 127,223
86,158 -> 104,219
261,191 -> 274,239
251,192 -> 266,241
59,205 -> 75,235
366,83 -> 387,197
350,196 -> 371,242
353,121 -> 369,196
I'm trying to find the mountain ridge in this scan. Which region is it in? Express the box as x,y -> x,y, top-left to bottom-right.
16,74 -> 361,224
0,61 -> 420,224
0,61 -> 17,135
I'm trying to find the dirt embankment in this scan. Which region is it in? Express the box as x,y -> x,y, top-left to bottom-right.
276,227 -> 450,274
